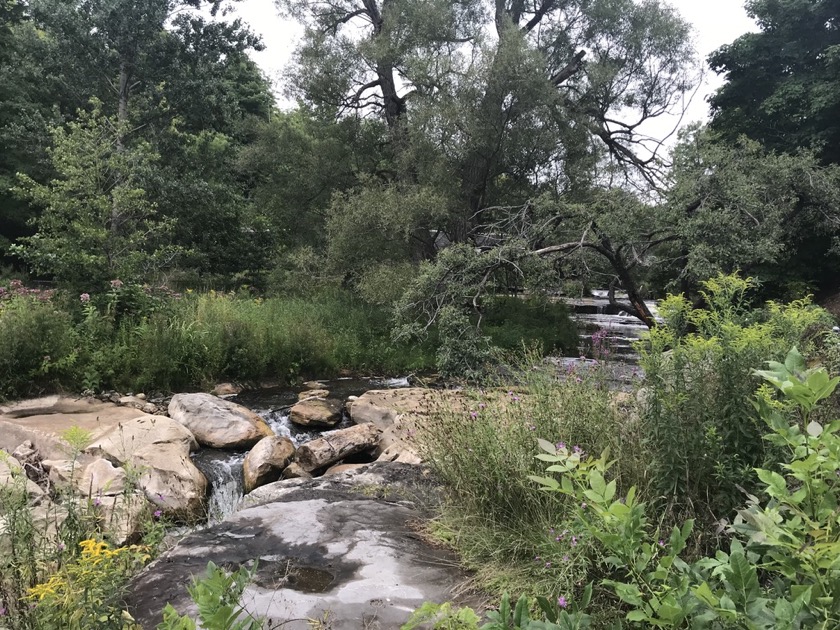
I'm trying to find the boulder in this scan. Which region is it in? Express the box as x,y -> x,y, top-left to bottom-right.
347,388 -> 451,463
85,416 -> 206,520
296,424 -> 380,473
119,395 -> 157,414
296,389 -> 330,401
281,463 -> 311,480
0,454 -> 45,504
133,443 -> 207,520
85,415 -> 198,464
211,383 -> 242,397
42,459 -> 79,489
79,458 -> 127,497
93,491 -> 148,545
126,463 -> 476,630
243,437 -> 296,493
302,380 -> 326,390
168,393 -> 273,449
289,398 -> 343,428
324,463 -> 368,476
0,396 -> 157,462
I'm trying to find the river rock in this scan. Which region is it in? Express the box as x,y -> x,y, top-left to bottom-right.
94,491 -> 148,545
0,396 -> 157,462
243,436 -> 295,493
347,388 -> 453,463
324,463 -> 368,476
289,398 -> 343,428
85,415 -> 198,463
79,458 -> 127,496
296,389 -> 330,401
211,383 -> 242,397
85,416 -> 206,519
302,380 -> 326,390
282,463 -> 311,480
0,454 -> 45,503
296,424 -> 380,473
132,443 -> 207,519
126,463 -> 476,630
169,393 -> 273,449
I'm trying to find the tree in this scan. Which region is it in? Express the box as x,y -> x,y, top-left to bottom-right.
2,0 -> 275,283
709,0 -> 840,165
12,104 -> 179,290
279,0 -> 699,321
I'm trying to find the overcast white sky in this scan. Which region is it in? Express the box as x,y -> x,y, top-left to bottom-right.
232,0 -> 759,135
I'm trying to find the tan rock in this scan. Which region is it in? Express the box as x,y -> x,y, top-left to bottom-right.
211,383 -> 242,397
42,459 -> 80,489
84,416 -> 205,520
296,424 -> 381,473
79,458 -> 127,497
297,389 -> 330,401
133,443 -> 207,520
168,393 -> 273,449
0,454 -> 45,503
94,491 -> 148,545
85,415 -> 198,464
0,396 -> 157,462
289,398 -> 343,428
324,463 -> 368,476
302,381 -> 326,390
281,463 -> 311,480
243,436 -> 295,493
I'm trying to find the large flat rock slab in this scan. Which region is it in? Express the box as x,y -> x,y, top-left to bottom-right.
128,464 -> 472,629
0,396 -> 155,461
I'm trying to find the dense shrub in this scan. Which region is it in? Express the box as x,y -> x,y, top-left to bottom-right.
0,296 -> 78,399
418,356 -> 640,597
638,273 -> 832,523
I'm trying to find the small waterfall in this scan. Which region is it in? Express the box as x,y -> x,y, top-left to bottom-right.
192,450 -> 246,524
192,376 -> 414,523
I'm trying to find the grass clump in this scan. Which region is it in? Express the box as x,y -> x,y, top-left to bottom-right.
418,355 -> 640,600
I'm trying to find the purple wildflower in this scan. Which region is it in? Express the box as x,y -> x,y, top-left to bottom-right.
557,596 -> 568,609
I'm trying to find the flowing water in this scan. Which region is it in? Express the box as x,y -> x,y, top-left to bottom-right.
191,295 -> 655,523
190,376 -> 412,523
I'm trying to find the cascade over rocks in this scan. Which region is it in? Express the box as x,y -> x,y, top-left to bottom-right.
168,393 -> 273,449
242,436 -> 295,493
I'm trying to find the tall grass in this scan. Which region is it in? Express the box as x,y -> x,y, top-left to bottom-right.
0,290 -> 436,400
418,356 -> 643,598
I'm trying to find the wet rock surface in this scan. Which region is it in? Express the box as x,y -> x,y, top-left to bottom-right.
127,463 -> 473,630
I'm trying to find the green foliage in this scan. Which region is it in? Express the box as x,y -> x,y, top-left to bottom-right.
157,561 -> 262,630
12,102 -> 179,290
419,355 -> 637,598
666,129 -> 840,295
532,348 -> 840,627
0,287 -> 436,400
709,0 -> 840,166
0,293 -> 78,399
639,273 -> 831,520
401,601 -> 482,629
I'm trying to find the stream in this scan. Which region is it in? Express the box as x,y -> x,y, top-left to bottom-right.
190,377 -> 411,523
192,292 -> 655,523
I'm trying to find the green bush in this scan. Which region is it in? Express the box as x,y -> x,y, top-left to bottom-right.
532,347 -> 840,628
418,356 -> 639,598
0,296 -> 78,399
638,273 -> 832,521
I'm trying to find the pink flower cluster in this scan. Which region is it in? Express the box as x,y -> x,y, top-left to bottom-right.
0,279 -> 55,303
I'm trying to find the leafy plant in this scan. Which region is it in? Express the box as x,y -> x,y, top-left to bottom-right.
531,347 -> 840,628
157,561 -> 262,630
